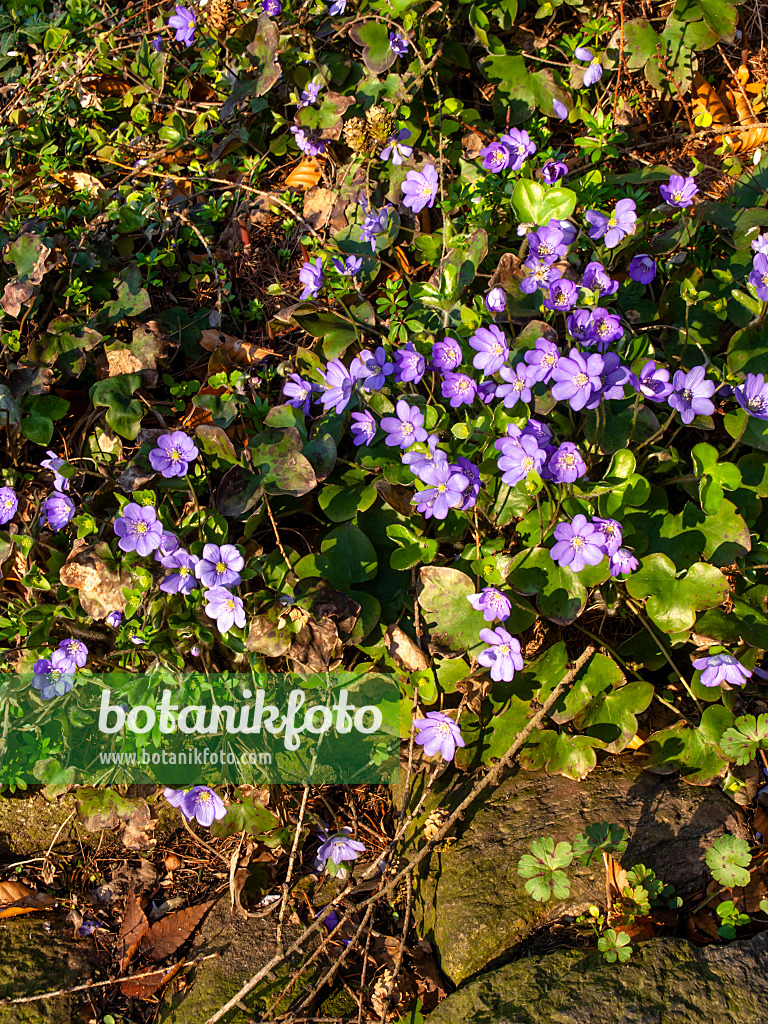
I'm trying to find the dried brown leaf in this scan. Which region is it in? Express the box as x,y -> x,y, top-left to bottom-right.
385,626 -> 429,673
199,329 -> 277,367
303,186 -> 336,229
284,158 -> 322,191
1,279 -> 35,318
140,901 -> 215,961
52,171 -> 104,195
59,543 -> 132,619
411,938 -> 447,1012
120,963 -> 181,999
118,889 -> 150,972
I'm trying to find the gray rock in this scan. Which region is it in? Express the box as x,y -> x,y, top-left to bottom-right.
427,931 -> 768,1024
406,754 -> 748,984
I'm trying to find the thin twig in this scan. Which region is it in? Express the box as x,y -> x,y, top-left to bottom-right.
276,784 -> 310,953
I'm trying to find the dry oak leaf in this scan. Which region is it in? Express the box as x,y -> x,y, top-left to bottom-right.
52,170 -> 104,195
284,158 -> 322,191
199,329 -> 277,367
118,888 -> 150,972
139,900 -> 215,960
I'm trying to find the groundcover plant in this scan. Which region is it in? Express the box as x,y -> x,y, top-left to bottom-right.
0,0 -> 767,1019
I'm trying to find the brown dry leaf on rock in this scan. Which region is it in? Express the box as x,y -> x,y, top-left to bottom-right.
0,880 -> 56,918
139,901 -> 216,960
284,158 -> 322,191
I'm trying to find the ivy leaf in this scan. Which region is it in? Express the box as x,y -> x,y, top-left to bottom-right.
705,835 -> 752,889
102,266 -> 150,322
517,836 -> 573,902
718,714 -> 768,766
210,796 -> 280,840
573,822 -> 629,866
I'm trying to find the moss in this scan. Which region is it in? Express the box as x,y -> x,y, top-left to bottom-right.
0,794 -> 79,857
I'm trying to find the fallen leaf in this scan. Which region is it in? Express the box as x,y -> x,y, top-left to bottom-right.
1,279 -> 35,318
83,74 -> 131,97
52,171 -> 104,195
199,329 -> 277,367
385,625 -> 429,673
303,187 -> 336,230
140,901 -> 215,961
120,963 -> 182,999
59,543 -> 132,619
118,889 -> 149,972
411,938 -> 447,1012
284,158 -> 322,191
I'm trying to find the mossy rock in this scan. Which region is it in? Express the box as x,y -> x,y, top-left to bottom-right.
0,794 -> 79,857
427,931 -> 768,1024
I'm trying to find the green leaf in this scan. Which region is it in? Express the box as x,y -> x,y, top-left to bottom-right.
249,427 -> 317,497
507,546 -> 588,625
318,482 -> 377,522
33,757 -> 76,799
573,822 -> 629,866
349,22 -> 394,74
641,704 -> 735,785
321,523 -> 377,583
195,425 -> 241,464
89,374 -> 144,440
718,714 -> 768,766
75,787 -> 147,831
705,834 -> 752,888
598,928 -> 632,963
621,18 -> 662,69
511,179 -> 545,223
517,836 -> 573,902
536,186 -> 577,223
102,266 -> 151,322
210,796 -> 280,840
699,0 -> 739,40
625,554 -> 729,633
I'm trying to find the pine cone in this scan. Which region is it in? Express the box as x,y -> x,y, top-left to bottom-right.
365,104 -> 396,143
205,0 -> 235,34
343,116 -> 373,154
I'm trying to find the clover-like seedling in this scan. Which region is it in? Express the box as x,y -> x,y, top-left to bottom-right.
517,836 -> 573,903
597,928 -> 632,963
705,835 -> 752,889
719,714 -> 768,767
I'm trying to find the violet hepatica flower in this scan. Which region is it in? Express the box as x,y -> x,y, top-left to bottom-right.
547,441 -> 586,484
283,372 -> 315,415
496,433 -> 547,486
575,46 -> 604,86
660,175 -> 698,209
360,205 -> 390,253
692,653 -> 752,689
381,399 -> 428,449
328,0 -> 346,13
582,261 -> 618,297
749,252 -> 768,301
402,435 -> 447,479
165,786 -> 226,827
735,373 -> 768,420
497,363 -> 533,410
610,548 -> 639,578
586,307 -> 624,350
528,224 -> 567,262
195,543 -> 244,589
752,232 -> 768,255
394,342 -> 426,384
585,199 -> 637,248
299,257 -> 323,300
315,826 -> 365,871
298,82 -> 322,108
566,308 -> 592,343
351,346 -> 393,391
469,324 -> 508,375
350,410 -> 377,446
592,517 -> 623,556
263,0 -> 282,14
479,140 -> 512,174
468,587 -> 512,623
380,128 -> 413,166
585,352 -> 629,408
40,491 -> 76,532
290,126 -> 327,157
485,286 -> 507,313
630,361 -> 673,402
155,531 -> 180,567
499,129 -> 536,171
553,98 -> 569,119
149,431 -> 198,478
412,462 -> 469,519
168,5 -> 196,46
521,256 -> 557,294
541,160 -> 568,184
389,32 -> 409,57
318,358 -> 354,414
332,254 -> 362,277
114,502 -> 163,555
441,372 -> 477,408
41,451 -> 69,491
204,587 -> 246,634
0,486 -> 17,525
543,276 -> 579,312
457,457 -> 480,512
550,349 -> 604,411
550,514 -> 606,573
668,366 -> 715,424
58,639 -> 88,670
32,650 -> 76,701
478,628 -> 524,682
413,711 -> 465,761
432,337 -> 463,372
160,550 -> 199,595
401,164 -> 439,213
106,610 -> 123,629
629,254 -> 657,284
524,337 -> 560,384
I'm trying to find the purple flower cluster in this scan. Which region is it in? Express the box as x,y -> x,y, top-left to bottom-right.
32,638 -> 88,701
549,514 -> 637,577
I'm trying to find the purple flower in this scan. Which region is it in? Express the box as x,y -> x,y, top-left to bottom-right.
479,141 -> 512,174
381,399 -> 427,449
315,826 -> 365,870
477,628 -> 524,682
586,307 -> 623,350
168,5 -> 196,46
148,431 -> 198,478
629,254 -> 656,284
402,435 -> 447,478
155,531 -> 180,567
432,337 -> 463,372
360,205 -> 390,253
497,363 -> 533,409
566,308 -> 592,343
195,543 -> 243,588
40,451 -> 69,491
190,645 -> 201,657
160,550 -> 199,595
467,587 -> 512,623
298,82 -> 322,108
485,286 -> 507,313
58,639 -> 88,669
0,486 -> 17,525
283,372 -> 315,415
165,786 -> 226,827
543,276 -> 579,312
630,360 -> 673,402
575,47 -> 604,86
752,232 -> 768,255
40,491 -> 75,531
547,441 -> 586,483
582,261 -> 618,297
550,349 -> 604,411
521,256 -> 557,294
106,611 -> 123,628
585,199 -> 637,248
592,517 -> 623,556
350,410 -> 377,446
394,342 -> 426,384
351,346 -> 393,391
151,36 -> 162,52
524,337 -> 560,384
332,254 -> 362,276
668,366 -> 715,424
411,461 -> 469,519
328,0 -> 346,13
552,218 -> 578,246
528,224 -> 567,262
660,175 -> 698,209
523,418 -> 553,446
299,257 -> 323,300
476,380 -> 497,404
413,711 -> 465,761
610,548 -> 638,578
204,586 -> 246,634
401,164 -> 439,213
749,252 -> 768,301
550,514 -> 606,572
114,502 -> 163,555
496,433 -> 547,486
498,129 -> 536,171
32,650 -> 76,701
262,0 -> 282,14
553,99 -> 569,119
390,32 -> 408,57
469,324 -> 508,375
318,358 -> 354,415
290,126 -> 327,157
380,128 -> 413,166
735,373 -> 768,420
457,456 -> 481,512
541,160 -> 568,184
441,372 -> 477,408
692,653 -> 752,689
585,352 -> 629,408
